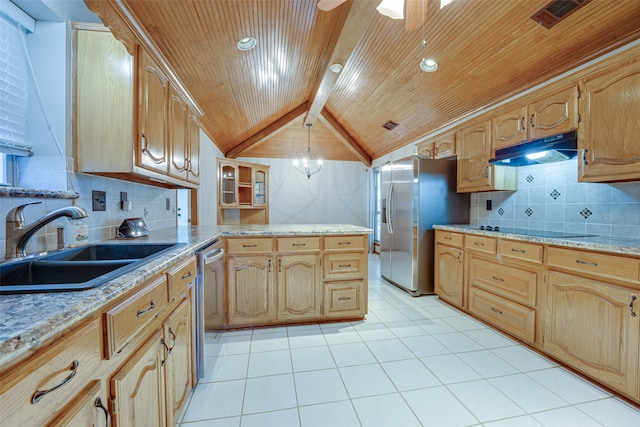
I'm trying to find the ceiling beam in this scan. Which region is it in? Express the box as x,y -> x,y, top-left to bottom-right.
304,0 -> 376,126
226,102 -> 309,159
319,109 -> 371,167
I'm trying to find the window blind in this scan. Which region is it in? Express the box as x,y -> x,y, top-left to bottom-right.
0,13 -> 29,156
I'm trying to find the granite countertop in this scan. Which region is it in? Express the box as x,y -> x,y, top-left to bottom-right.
0,224 -> 372,367
434,224 -> 640,256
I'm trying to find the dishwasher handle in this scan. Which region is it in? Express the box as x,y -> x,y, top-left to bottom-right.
203,248 -> 224,264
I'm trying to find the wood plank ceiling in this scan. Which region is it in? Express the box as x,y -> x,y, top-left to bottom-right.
113,0 -> 640,164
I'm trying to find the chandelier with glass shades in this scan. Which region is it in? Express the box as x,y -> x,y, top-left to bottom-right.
293,123 -> 323,179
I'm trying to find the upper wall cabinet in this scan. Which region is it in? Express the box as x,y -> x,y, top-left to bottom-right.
456,120 -> 516,193
217,158 -> 270,225
73,25 -> 200,189
579,55 -> 640,183
492,86 -> 579,152
417,131 -> 456,159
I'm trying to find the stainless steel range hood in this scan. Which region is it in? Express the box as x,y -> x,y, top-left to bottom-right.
489,130 -> 577,167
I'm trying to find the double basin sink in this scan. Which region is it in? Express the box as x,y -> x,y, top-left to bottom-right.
0,243 -> 184,294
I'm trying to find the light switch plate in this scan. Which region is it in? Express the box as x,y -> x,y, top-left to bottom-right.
92,190 -> 106,211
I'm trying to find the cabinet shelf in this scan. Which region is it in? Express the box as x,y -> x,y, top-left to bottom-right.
218,158 -> 270,225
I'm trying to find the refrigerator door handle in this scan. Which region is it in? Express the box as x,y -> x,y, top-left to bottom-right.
388,182 -> 395,234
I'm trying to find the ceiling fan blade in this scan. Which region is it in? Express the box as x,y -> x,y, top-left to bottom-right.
317,0 -> 349,12
405,0 -> 427,31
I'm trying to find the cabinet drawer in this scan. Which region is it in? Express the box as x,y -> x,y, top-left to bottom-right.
324,281 -> 365,318
547,246 -> 640,286
465,235 -> 497,254
104,274 -> 168,358
469,256 -> 538,306
226,238 -> 273,254
499,239 -> 543,264
324,235 -> 366,252
0,319 -> 102,427
436,230 -> 464,247
277,237 -> 321,252
166,256 -> 196,301
468,286 -> 535,344
324,253 -> 366,281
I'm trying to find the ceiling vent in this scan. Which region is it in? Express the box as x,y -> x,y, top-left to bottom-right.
382,120 -> 399,130
531,0 -> 591,29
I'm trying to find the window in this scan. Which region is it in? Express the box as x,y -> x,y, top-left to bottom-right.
0,11 -> 30,186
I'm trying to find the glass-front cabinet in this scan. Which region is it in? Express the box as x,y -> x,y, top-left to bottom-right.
217,158 -> 269,224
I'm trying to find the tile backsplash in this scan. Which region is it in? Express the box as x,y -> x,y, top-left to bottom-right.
470,159 -> 640,239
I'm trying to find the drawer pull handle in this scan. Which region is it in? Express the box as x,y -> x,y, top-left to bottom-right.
338,297 -> 351,301
161,338 -> 170,366
473,242 -> 485,247
95,397 -> 111,427
444,236 -> 452,240
292,243 -> 306,247
137,300 -> 156,317
338,242 -> 351,245
338,264 -> 352,268
243,244 -> 258,248
576,259 -> 598,267
631,296 -> 637,318
31,360 -> 79,403
181,271 -> 192,280
168,327 -> 176,352
491,307 -> 503,315
491,276 -> 504,282
511,249 -> 526,253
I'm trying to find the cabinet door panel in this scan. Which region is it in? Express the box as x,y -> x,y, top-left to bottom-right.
187,111 -> 200,183
530,86 -> 578,139
493,105 -> 528,151
46,380 -> 109,427
434,243 -> 464,308
111,331 -> 166,427
138,48 -> 169,174
543,271 -> 639,398
457,122 -> 492,192
168,86 -> 188,180
164,299 -> 192,426
278,254 -> 321,320
579,60 -> 640,182
227,256 -> 275,326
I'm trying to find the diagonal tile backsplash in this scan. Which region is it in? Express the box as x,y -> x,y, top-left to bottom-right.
471,159 -> 640,239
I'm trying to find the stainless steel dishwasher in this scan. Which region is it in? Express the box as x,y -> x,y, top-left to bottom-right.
195,239 -> 224,380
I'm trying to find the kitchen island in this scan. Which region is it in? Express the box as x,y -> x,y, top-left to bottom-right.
0,224 -> 371,427
433,224 -> 640,405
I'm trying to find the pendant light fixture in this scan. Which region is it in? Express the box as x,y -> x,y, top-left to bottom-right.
293,124 -> 323,179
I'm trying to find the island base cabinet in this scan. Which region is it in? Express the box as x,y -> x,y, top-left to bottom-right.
227,256 -> 276,327
278,254 -> 322,321
110,330 -> 166,427
542,271 -> 639,400
324,281 -> 366,318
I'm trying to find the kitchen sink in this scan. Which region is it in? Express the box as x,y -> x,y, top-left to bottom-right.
0,242 -> 184,294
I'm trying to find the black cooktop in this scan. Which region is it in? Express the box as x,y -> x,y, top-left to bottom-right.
478,226 -> 595,238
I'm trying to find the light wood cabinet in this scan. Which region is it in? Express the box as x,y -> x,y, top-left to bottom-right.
542,271 -> 639,400
47,380 -> 109,427
324,281 -> 366,318
492,86 -> 579,153
417,131 -> 456,159
579,57 -> 640,182
163,298 -> 192,427
277,254 -> 322,321
73,25 -> 200,189
434,242 -> 464,309
217,159 -> 270,224
227,255 -> 276,326
456,120 -> 516,193
110,330 -> 167,427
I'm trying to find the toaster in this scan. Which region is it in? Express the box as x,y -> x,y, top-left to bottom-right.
117,218 -> 149,238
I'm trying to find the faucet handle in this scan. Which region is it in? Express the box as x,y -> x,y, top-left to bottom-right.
6,201 -> 42,223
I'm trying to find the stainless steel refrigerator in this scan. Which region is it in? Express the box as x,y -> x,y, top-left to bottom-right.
380,156 -> 469,295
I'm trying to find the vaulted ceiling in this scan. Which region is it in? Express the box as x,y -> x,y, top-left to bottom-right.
87,0 -> 640,165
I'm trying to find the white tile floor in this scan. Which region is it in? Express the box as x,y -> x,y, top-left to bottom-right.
180,255 -> 640,426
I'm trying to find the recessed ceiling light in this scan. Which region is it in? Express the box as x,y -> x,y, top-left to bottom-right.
329,63 -> 343,73
237,36 -> 256,51
420,58 -> 438,72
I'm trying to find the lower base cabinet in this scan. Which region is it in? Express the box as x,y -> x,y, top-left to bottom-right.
111,330 -> 167,427
542,271 -> 640,400
323,281 -> 365,318
434,243 -> 464,308
278,254 -> 322,321
163,298 -> 192,426
46,380 -> 109,427
227,255 -> 276,326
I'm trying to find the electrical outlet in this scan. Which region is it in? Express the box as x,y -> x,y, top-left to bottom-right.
166,198 -> 171,210
486,199 -> 492,211
92,190 -> 106,211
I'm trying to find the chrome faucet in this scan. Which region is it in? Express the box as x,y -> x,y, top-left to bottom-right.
5,201 -> 89,259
